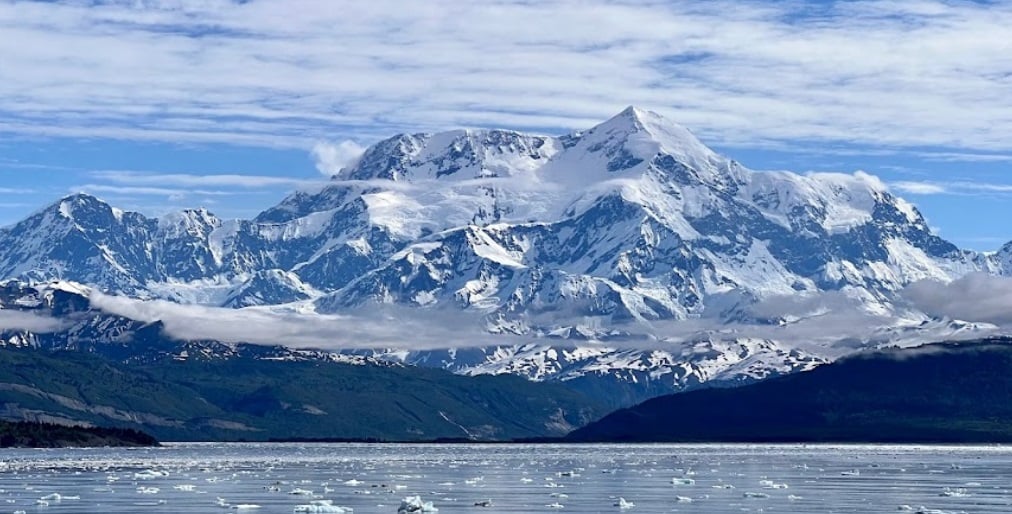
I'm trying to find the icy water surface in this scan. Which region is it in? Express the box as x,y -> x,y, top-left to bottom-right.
1,443 -> 1011,513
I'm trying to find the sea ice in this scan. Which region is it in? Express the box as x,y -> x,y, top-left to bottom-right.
293,500 -> 353,513
939,487 -> 968,497
134,470 -> 169,480
614,497 -> 635,509
397,495 -> 438,513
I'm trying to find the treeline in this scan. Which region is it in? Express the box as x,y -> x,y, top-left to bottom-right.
0,420 -> 158,448
568,342 -> 1012,443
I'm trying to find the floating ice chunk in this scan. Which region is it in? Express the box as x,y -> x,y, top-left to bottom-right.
134,470 -> 169,480
671,478 -> 695,485
545,502 -> 564,509
614,497 -> 634,509
343,480 -> 363,486
174,484 -> 197,491
473,499 -> 493,507
788,495 -> 803,501
232,505 -> 262,510
759,480 -> 789,489
939,487 -> 968,497
743,492 -> 770,499
289,488 -> 315,495
520,478 -> 533,483
840,470 -> 860,476
293,500 -> 353,513
39,493 -> 79,502
137,487 -> 159,494
675,496 -> 692,503
133,500 -> 168,506
398,495 -> 438,513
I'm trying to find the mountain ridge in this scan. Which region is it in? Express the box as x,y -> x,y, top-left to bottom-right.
1,106 -> 1008,402
566,340 -> 1012,443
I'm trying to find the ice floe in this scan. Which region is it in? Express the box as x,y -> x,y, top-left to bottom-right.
293,500 -> 353,513
614,497 -> 634,509
397,495 -> 438,513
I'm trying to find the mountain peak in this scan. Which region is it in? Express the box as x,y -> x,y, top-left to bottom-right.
596,106 -> 710,155
547,106 -> 726,185
58,192 -> 105,207
52,193 -> 118,222
614,105 -> 651,124
158,207 -> 221,235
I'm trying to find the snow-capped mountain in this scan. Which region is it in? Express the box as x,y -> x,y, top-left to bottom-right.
0,106 -> 1005,403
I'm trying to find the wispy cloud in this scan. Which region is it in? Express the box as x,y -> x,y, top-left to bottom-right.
0,310 -> 69,333
68,171 -> 327,205
84,285 -> 990,354
891,181 -> 949,195
1,0 -> 1011,154
88,291 -> 522,350
75,184 -> 236,198
91,170 -> 321,189
916,151 -> 1012,163
891,180 -> 1012,196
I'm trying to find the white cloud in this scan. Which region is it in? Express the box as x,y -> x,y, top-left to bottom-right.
311,140 -> 366,177
75,184 -> 236,198
0,0 -> 1010,154
889,180 -> 1012,197
87,291 -> 520,350
903,273 -> 1012,326
891,181 -> 948,195
0,310 -> 68,333
90,170 -> 320,189
82,285 -> 990,354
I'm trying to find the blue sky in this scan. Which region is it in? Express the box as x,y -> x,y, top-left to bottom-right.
1,0 -> 1010,249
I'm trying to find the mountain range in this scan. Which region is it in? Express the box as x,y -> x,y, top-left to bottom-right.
1,106 -> 1009,408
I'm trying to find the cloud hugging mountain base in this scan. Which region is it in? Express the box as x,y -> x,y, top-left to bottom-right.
2,107 -> 1010,399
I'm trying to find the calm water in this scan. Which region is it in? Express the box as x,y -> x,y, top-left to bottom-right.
1,443 -> 1010,513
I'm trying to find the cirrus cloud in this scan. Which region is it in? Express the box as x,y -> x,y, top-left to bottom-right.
0,0 -> 1010,155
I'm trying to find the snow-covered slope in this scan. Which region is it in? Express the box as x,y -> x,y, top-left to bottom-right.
0,106 -> 1004,403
